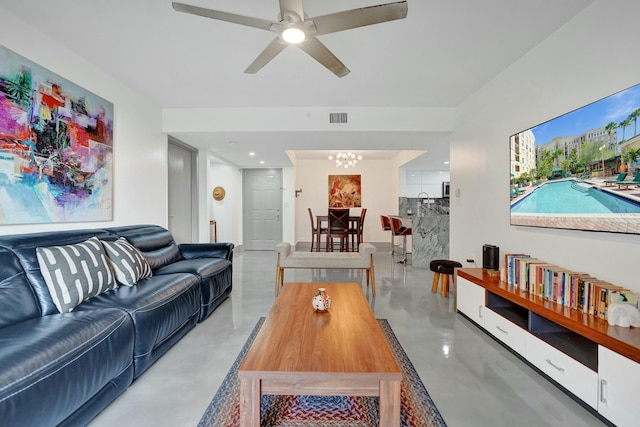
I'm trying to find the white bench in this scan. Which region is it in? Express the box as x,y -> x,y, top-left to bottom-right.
275,242 -> 376,296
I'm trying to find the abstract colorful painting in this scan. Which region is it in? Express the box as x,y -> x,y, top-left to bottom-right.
0,44 -> 113,224
328,174 -> 361,207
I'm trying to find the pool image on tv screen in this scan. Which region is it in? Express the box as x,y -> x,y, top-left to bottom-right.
509,83 -> 640,235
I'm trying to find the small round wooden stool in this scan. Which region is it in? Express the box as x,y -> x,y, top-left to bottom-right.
430,259 -> 462,297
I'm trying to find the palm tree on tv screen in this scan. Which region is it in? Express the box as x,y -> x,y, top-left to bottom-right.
629,108 -> 640,137
605,121 -> 618,149
619,118 -> 631,142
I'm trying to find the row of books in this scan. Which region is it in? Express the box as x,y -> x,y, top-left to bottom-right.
502,253 -> 638,318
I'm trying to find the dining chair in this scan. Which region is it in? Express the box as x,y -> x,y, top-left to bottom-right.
307,208 -> 327,252
326,208 -> 350,252
379,215 -> 394,255
390,216 -> 411,263
350,208 -> 367,250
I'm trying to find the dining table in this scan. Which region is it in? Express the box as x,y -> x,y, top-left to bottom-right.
316,214 -> 362,251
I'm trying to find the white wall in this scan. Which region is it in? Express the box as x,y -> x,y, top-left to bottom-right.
207,158 -> 240,244
0,6 -> 166,236
294,158 -> 400,246
282,164 -> 297,245
163,107 -> 455,133
450,0 -> 640,291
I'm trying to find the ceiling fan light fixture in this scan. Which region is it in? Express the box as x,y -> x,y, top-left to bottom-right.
281,27 -> 306,44
173,1 -> 407,76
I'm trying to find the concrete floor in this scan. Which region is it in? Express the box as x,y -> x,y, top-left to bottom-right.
89,249 -> 608,427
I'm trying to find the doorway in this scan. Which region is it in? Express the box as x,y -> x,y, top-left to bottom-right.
242,169 -> 283,250
168,137 -> 198,243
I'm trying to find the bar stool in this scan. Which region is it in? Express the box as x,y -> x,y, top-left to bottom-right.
390,217 -> 411,264
430,259 -> 462,297
379,215 -> 394,254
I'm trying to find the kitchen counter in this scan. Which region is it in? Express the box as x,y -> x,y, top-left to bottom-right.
399,197 -> 450,268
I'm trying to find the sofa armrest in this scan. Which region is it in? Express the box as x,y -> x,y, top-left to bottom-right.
275,242 -> 291,259
358,243 -> 376,257
179,242 -> 234,261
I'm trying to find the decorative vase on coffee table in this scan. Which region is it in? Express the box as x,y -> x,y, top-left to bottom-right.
312,288 -> 331,312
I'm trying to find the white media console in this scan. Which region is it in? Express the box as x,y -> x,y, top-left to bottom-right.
457,268 -> 640,427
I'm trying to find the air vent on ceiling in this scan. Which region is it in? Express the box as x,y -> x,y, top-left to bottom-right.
329,112 -> 348,124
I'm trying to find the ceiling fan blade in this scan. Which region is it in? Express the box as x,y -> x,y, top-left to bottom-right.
172,2 -> 274,31
279,0 -> 305,21
298,38 -> 350,78
312,1 -> 408,36
244,37 -> 288,74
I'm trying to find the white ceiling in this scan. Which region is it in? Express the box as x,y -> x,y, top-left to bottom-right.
1,0 -> 594,169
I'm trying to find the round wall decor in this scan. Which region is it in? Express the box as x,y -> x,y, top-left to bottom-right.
212,186 -> 226,201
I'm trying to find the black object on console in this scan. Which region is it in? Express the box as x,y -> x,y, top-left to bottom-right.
482,244 -> 500,270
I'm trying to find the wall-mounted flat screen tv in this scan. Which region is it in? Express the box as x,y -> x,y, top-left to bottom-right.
510,83 -> 640,235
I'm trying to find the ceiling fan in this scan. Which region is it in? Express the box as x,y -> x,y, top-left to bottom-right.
171,0 -> 408,77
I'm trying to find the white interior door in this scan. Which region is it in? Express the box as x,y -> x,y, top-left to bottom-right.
242,169 -> 282,250
168,139 -> 196,243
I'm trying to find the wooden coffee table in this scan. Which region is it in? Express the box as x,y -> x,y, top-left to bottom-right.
238,282 -> 402,427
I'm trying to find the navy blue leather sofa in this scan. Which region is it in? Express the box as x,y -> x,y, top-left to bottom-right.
0,225 -> 233,426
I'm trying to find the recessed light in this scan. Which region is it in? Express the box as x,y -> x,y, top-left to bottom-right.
444,161 -> 450,165
259,160 -> 265,164
249,152 -> 255,156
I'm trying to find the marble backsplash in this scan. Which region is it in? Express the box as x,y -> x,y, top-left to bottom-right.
399,197 -> 450,217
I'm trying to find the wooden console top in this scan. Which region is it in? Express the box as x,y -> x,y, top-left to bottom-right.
458,268 -> 640,363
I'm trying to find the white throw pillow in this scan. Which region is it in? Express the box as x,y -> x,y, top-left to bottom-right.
37,236 -> 117,313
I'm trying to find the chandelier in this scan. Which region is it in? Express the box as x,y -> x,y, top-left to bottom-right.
328,152 -> 362,168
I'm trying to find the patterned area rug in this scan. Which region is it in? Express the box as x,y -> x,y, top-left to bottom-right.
198,318 -> 447,427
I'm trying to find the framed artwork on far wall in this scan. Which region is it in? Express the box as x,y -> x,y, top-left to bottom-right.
328,174 -> 361,207
0,44 -> 114,225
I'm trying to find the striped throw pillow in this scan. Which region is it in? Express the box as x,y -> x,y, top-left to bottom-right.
36,236 -> 117,313
101,238 -> 152,286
